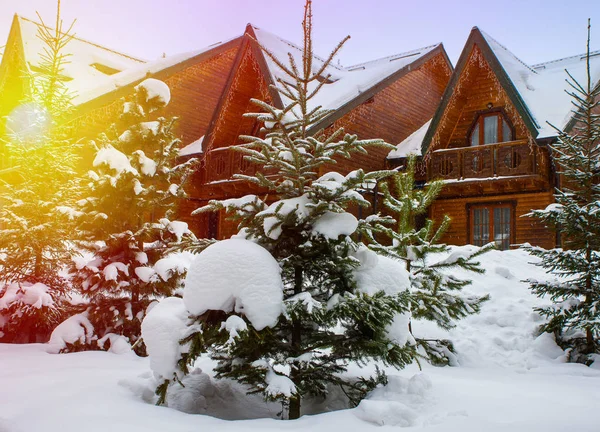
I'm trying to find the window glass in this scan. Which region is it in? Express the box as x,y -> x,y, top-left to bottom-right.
471,123 -> 480,146
493,207 -> 511,250
473,208 -> 489,246
483,115 -> 498,144
472,206 -> 511,250
502,118 -> 511,142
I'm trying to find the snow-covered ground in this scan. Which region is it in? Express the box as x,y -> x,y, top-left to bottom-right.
1,248 -> 599,432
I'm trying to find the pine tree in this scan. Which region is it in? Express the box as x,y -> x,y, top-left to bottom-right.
67,78 -> 197,352
0,3 -> 80,343
166,1 -> 415,419
365,156 -> 491,365
525,20 -> 600,364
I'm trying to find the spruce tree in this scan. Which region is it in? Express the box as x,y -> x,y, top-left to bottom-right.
0,3 -> 79,343
525,20 -> 600,364
365,156 -> 491,365
165,0 -> 415,419
68,78 -> 197,352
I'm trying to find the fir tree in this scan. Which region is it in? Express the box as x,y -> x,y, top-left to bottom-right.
525,20 -> 600,364
166,1 -> 415,419
68,78 -> 197,352
0,3 -> 80,343
365,156 -> 491,365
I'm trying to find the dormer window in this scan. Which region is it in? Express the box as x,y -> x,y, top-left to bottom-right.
469,111 -> 513,146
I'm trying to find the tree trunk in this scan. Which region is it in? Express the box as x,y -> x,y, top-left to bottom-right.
289,396 -> 301,420
288,265 -> 303,420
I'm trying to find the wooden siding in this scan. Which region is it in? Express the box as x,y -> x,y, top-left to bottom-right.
323,53 -> 452,175
430,191 -> 555,249
163,48 -> 238,145
429,45 -> 533,154
72,47 -> 238,146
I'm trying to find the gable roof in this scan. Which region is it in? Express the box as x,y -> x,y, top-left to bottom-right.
195,24 -> 449,156
2,15 -> 241,112
388,119 -> 431,159
483,31 -> 600,137
74,36 -> 241,110
250,24 -> 448,133
17,15 -> 145,98
422,27 -> 600,154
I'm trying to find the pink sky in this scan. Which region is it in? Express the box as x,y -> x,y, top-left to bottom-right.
0,0 -> 598,67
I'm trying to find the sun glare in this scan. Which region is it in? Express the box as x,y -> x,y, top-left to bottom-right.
5,103 -> 51,142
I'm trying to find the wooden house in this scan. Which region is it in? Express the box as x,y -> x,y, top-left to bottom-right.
0,16 -> 453,240
387,27 -> 600,250
179,24 -> 453,238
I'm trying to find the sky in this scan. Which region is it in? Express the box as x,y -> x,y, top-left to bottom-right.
0,0 -> 598,67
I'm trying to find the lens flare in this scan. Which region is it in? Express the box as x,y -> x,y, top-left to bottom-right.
5,103 -> 51,142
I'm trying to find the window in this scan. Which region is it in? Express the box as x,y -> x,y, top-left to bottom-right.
469,111 -> 513,146
470,204 -> 513,250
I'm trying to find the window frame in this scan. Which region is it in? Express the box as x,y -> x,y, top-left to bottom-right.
467,201 -> 516,250
467,108 -> 515,147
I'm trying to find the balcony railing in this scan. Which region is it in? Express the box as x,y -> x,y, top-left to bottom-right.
429,140 -> 541,181
204,147 -> 277,183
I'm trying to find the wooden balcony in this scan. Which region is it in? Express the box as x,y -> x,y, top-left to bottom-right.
430,140 -> 544,180
204,146 -> 277,184
429,140 -> 550,195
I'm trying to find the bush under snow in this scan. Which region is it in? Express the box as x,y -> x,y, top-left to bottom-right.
183,239 -> 284,330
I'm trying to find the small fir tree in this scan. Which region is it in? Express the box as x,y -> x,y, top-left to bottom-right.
0,3 -> 80,343
163,1 -> 416,419
365,156 -> 491,365
68,78 -> 197,352
525,20 -> 600,364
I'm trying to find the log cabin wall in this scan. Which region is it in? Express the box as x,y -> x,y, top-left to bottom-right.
71,46 -> 238,147
162,48 -> 238,144
322,53 -> 452,176
430,191 -> 555,249
429,45 -> 532,153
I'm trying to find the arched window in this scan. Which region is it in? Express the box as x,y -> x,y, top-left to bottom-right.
469,111 -> 513,146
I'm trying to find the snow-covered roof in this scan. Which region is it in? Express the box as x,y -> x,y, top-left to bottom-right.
18,16 -> 145,100
388,119 -> 431,159
17,16 -> 238,107
481,30 -> 600,138
179,135 -> 204,156
252,25 -> 441,114
74,42 -> 234,106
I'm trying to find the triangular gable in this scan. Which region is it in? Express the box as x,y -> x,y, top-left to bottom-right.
201,29 -> 276,154
0,16 -> 31,122
422,27 -> 539,155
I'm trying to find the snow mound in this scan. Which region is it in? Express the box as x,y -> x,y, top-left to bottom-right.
355,374 -> 432,427
312,211 -> 358,239
183,239 -> 284,330
93,145 -> 138,176
414,247 -> 567,368
354,251 -> 410,295
0,282 -> 54,310
136,78 -> 171,107
141,297 -> 188,379
47,312 -> 94,354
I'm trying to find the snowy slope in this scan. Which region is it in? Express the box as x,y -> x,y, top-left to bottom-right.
1,248 -> 599,431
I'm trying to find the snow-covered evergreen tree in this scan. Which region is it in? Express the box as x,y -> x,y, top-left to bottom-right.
66,78 -> 197,353
154,1 -> 416,419
0,4 -> 79,343
365,156 -> 491,365
525,21 -> 600,364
